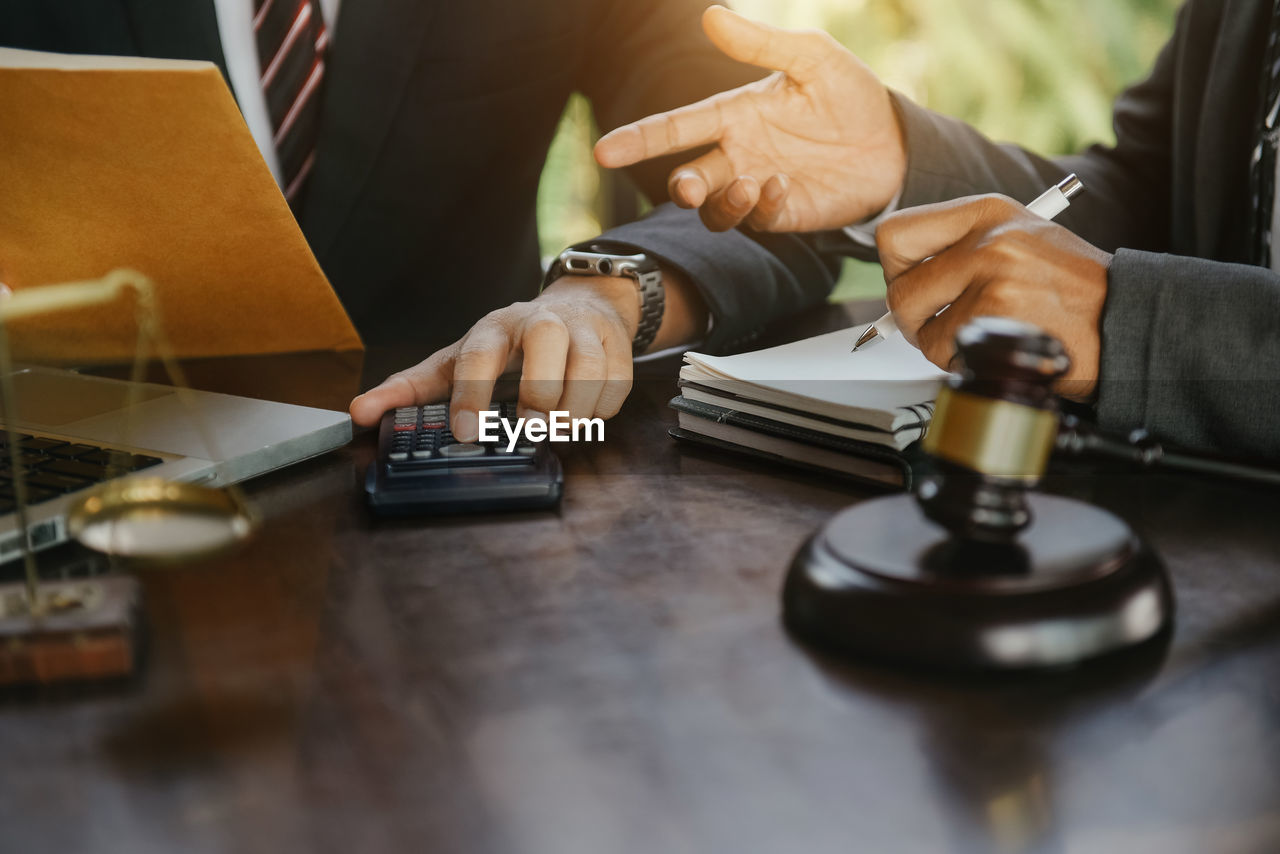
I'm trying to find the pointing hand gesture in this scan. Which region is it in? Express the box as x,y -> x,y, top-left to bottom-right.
594,5 -> 906,232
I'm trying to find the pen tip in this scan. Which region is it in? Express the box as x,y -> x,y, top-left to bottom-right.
852,325 -> 879,352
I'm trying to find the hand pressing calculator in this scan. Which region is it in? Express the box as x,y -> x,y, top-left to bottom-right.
365,402 -> 563,516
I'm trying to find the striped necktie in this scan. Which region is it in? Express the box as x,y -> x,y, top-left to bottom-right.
1250,0 -> 1280,266
253,0 -> 329,210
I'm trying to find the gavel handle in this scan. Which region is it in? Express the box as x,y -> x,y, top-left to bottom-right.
1055,416 -> 1280,488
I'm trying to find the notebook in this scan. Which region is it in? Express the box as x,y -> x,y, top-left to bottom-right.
670,396 -> 928,489
678,327 -> 947,441
672,326 -> 947,486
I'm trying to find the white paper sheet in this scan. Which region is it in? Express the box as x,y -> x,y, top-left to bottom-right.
683,326 -> 948,414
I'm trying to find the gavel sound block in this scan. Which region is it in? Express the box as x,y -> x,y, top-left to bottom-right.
783,318 -> 1173,670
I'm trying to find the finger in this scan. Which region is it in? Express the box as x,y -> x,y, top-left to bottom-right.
699,175 -> 761,232
667,148 -> 735,208
595,94 -> 729,168
877,194 -> 1022,283
702,5 -> 834,80
912,284 -> 992,370
449,319 -> 514,442
593,320 -> 634,419
885,235 -> 989,346
745,174 -> 790,231
349,347 -> 454,428
556,328 -> 607,420
517,312 -> 570,417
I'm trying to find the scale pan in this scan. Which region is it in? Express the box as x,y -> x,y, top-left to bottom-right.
66,478 -> 256,564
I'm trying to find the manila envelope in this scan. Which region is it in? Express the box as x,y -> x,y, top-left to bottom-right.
0,48 -> 362,363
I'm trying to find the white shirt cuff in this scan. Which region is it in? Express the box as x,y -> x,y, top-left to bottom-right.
634,315 -> 712,363
841,186 -> 905,248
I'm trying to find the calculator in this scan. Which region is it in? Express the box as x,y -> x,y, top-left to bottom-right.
365,402 -> 563,515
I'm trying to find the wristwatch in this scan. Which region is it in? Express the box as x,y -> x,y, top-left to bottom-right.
545,246 -> 664,356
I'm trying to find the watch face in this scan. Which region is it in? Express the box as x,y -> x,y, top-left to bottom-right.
560,250 -> 657,277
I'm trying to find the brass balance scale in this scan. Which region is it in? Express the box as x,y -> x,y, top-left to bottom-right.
0,269 -> 258,685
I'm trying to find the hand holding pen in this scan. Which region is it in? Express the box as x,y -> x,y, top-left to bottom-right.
869,175 -> 1112,401
853,174 -> 1084,351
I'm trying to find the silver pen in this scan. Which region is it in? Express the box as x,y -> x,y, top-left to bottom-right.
851,174 -> 1085,352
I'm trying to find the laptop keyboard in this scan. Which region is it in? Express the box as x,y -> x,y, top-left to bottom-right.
0,433 -> 162,513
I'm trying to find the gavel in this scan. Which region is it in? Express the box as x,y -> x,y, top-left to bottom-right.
917,317 -> 1068,541
783,317 -> 1173,671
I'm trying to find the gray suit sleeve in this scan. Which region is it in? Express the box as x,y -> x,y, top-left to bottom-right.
586,203 -> 840,353
876,0 -> 1187,253
891,85 -> 1280,457
883,43 -> 1176,257
835,34 -> 1179,263
854,4 -> 1280,457
888,82 -> 1280,456
1100,251 -> 1280,458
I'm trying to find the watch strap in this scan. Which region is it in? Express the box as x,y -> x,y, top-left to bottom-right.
545,247 -> 665,356
631,266 -> 664,356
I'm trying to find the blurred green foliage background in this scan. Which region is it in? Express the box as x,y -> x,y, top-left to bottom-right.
536,0 -> 1183,301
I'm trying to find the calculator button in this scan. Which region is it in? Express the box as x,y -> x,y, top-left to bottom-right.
388,451 -> 409,462
409,450 -> 438,460
515,445 -> 537,456
439,443 -> 486,458
393,424 -> 418,432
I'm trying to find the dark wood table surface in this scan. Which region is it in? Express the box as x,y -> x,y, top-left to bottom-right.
4,301 -> 1280,854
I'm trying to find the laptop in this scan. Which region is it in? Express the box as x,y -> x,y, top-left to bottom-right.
0,365 -> 352,563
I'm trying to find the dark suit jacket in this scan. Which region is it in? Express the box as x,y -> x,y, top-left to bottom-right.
870,0 -> 1280,457
0,0 -> 835,351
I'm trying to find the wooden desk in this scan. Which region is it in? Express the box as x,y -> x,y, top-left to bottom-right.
3,302 -> 1280,854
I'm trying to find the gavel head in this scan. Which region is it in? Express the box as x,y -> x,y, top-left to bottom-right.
917,317 -> 1070,542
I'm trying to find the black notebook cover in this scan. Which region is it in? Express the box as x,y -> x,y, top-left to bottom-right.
669,395 -> 928,491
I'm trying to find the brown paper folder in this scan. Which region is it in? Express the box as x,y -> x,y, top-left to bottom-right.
0,48 -> 362,363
